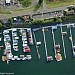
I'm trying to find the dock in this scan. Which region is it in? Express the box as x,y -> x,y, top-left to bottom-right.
52,26 -> 62,61
52,28 -> 56,55
42,28 -> 48,59
42,28 -> 53,61
60,25 -> 66,58
12,28 -> 19,51
69,26 -> 75,55
33,31 -> 40,59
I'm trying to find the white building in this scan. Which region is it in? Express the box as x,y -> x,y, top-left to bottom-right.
0,0 -> 18,5
6,0 -> 10,4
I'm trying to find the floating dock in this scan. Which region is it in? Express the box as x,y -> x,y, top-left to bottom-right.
33,31 -> 40,59
60,25 -> 66,58
42,28 -> 53,61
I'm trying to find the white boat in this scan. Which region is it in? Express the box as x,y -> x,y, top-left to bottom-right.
14,56 -> 18,59
47,56 -> 53,61
11,58 -> 15,61
26,55 -> 32,60
22,57 -> 27,60
7,60 -> 10,65
36,42 -> 41,45
16,58 -> 21,61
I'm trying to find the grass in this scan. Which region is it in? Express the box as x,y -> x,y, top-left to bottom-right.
0,0 -> 37,14
14,5 -> 42,14
0,10 -> 11,14
14,6 -> 34,14
15,0 -> 75,13
1,0 -> 75,15
45,0 -> 75,9
14,0 -> 42,13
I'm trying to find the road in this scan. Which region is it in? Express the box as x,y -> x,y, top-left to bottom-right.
0,4 -> 68,19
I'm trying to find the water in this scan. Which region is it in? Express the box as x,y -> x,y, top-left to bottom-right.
0,26 -> 75,75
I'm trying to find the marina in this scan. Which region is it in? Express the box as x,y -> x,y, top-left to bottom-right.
2,28 -> 33,64
0,23 -> 75,74
69,24 -> 75,57
1,23 -> 75,64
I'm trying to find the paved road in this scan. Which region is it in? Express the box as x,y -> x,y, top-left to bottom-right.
0,5 -> 68,19
42,0 -> 47,11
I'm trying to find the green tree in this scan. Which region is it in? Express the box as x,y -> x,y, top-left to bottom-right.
0,22 -> 2,28
19,0 -> 31,7
38,0 -> 43,5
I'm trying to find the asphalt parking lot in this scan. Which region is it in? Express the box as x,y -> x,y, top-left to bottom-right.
32,10 -> 63,20
0,5 -> 66,20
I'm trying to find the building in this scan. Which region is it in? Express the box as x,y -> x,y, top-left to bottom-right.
5,0 -> 11,4
0,0 -> 18,5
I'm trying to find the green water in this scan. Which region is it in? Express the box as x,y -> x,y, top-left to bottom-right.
0,26 -> 75,75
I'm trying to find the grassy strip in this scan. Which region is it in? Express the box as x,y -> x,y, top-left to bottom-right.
14,5 -> 42,13
0,11 -> 11,14
45,0 -> 75,9
14,0 -> 43,13
15,6 -> 34,12
1,15 -> 75,28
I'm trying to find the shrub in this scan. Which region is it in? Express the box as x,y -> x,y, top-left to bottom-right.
32,19 -> 44,25
44,19 -> 54,24
0,22 -> 2,28
19,0 -> 31,7
55,18 -> 62,23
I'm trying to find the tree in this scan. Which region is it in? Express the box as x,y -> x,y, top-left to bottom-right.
0,22 -> 2,28
19,0 -> 31,7
38,0 -> 43,5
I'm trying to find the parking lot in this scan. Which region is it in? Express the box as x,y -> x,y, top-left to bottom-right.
32,10 -> 63,20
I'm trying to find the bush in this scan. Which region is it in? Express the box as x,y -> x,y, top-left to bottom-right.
0,22 -> 2,28
44,19 -> 54,24
55,18 -> 62,23
32,18 -> 62,26
32,19 -> 44,25
19,0 -> 31,7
